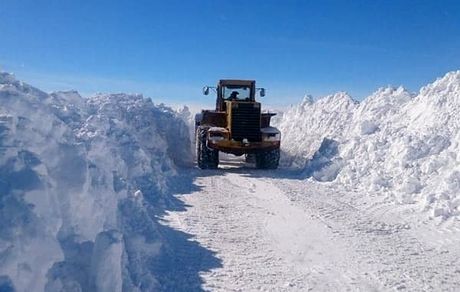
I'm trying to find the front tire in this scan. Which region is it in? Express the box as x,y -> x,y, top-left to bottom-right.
196,126 -> 219,169
255,148 -> 280,169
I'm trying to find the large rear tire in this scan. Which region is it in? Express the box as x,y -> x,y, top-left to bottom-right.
255,148 -> 280,169
196,126 -> 219,169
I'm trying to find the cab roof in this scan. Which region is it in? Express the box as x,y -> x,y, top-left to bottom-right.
218,80 -> 255,87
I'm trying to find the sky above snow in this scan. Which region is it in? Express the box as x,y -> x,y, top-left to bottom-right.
1,0 -> 460,107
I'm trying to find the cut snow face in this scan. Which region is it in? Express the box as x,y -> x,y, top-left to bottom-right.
302,138 -> 344,182
279,91 -> 358,168
0,73 -> 192,291
279,71 -> 460,220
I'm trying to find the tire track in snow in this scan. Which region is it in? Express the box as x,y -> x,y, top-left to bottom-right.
162,164 -> 383,291
161,154 -> 460,291
273,179 -> 460,291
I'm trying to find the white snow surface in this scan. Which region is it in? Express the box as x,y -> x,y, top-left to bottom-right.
163,156 -> 460,291
279,71 -> 460,220
0,72 -> 191,291
2,70 -> 460,291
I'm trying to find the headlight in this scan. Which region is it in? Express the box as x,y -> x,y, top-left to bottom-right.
208,127 -> 229,143
262,133 -> 281,142
209,136 -> 225,142
261,127 -> 281,142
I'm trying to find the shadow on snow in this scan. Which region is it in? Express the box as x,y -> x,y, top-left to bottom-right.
134,138 -> 341,291
43,168 -> 223,292
144,168 -> 223,292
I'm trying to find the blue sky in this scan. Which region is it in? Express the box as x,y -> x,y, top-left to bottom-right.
1,0 -> 459,107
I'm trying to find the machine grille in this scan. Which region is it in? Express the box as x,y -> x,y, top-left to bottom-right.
231,103 -> 261,142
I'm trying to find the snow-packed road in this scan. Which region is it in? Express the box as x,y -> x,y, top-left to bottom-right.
162,156 -> 460,291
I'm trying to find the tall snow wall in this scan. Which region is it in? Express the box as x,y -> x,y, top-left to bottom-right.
279,71 -> 460,219
0,73 -> 191,291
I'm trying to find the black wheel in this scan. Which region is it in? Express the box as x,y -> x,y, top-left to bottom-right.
255,148 -> 280,169
245,154 -> 256,163
196,126 -> 219,169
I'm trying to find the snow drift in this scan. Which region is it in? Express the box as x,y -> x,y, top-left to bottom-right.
279,71 -> 460,219
0,73 -> 191,291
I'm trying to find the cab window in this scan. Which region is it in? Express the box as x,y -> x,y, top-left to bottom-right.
223,86 -> 250,100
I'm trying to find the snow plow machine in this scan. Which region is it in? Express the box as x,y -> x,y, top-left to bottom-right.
195,79 -> 281,169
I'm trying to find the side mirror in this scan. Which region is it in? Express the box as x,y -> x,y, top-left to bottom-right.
260,88 -> 266,97
203,86 -> 210,95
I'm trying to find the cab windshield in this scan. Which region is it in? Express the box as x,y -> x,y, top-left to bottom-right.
223,86 -> 251,101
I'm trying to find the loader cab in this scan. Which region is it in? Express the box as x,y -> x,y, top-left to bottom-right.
216,80 -> 256,112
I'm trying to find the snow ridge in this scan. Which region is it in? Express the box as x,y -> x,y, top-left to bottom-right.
279,91 -> 357,167
0,74 -> 191,291
280,71 -> 460,219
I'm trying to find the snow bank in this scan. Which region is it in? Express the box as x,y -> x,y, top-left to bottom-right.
0,73 -> 191,291
279,71 -> 460,219
279,92 -> 358,167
